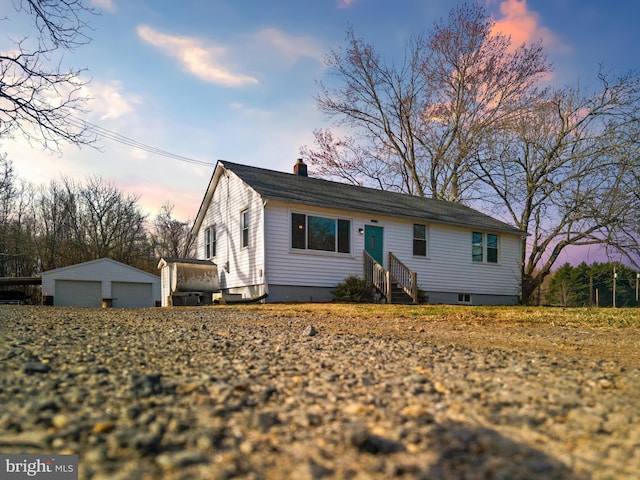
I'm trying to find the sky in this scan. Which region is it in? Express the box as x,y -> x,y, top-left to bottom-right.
1,0 -> 639,261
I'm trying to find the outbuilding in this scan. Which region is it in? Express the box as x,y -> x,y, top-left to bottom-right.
41,258 -> 161,308
157,257 -> 219,306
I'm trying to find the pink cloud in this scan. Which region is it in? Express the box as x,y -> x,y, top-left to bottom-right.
337,0 -> 356,9
491,0 -> 569,53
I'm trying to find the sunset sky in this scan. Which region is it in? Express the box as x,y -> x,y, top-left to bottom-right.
1,0 -> 638,263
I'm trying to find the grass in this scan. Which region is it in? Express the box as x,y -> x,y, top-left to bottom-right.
214,303 -> 640,329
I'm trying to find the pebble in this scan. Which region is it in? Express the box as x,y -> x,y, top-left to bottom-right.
302,325 -> 318,337
0,305 -> 638,479
23,361 -> 51,374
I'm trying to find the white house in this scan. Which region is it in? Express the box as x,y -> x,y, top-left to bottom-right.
191,160 -> 526,305
41,258 -> 161,308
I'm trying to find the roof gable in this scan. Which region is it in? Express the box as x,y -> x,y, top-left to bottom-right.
213,161 -> 524,235
43,258 -> 160,280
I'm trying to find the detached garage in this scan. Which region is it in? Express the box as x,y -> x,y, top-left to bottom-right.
41,258 -> 161,308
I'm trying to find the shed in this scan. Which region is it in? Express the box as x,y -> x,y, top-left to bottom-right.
41,258 -> 161,308
157,258 -> 219,306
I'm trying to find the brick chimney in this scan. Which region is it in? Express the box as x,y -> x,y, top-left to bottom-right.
293,158 -> 308,177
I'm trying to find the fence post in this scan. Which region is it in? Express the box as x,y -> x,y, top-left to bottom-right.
411,271 -> 418,303
385,271 -> 392,303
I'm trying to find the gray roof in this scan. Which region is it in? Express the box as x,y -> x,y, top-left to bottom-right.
158,257 -> 214,265
220,161 -> 525,235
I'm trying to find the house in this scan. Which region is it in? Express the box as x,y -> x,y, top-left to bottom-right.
41,258 -> 161,308
191,160 -> 526,305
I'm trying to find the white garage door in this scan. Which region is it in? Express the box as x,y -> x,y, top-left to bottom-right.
112,282 -> 153,308
55,280 -> 102,307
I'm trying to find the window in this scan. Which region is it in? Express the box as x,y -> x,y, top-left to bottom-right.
472,232 -> 483,262
205,226 -> 216,258
458,293 -> 471,304
291,213 -> 351,253
413,224 -> 427,256
472,232 -> 499,264
292,213 -> 306,249
486,234 -> 498,263
241,210 -> 249,248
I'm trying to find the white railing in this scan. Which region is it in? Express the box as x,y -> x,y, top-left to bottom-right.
363,251 -> 391,303
388,252 -> 418,303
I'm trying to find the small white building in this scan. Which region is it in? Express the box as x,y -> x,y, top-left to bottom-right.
41,258 -> 161,308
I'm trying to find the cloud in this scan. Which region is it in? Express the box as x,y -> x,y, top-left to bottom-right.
337,0 -> 357,9
91,0 -> 115,13
84,80 -> 141,121
491,0 -> 570,53
136,25 -> 258,87
228,102 -> 271,118
253,28 -> 325,65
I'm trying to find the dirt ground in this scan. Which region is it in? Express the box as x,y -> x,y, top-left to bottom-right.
2,304 -> 639,479
242,303 -> 640,370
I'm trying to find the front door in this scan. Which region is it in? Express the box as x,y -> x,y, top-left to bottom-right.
364,225 -> 384,265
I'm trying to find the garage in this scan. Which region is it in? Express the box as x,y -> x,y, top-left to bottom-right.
41,258 -> 161,308
112,282 -> 153,308
55,280 -> 102,307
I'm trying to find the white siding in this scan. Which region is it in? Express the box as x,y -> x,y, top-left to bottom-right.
385,221 -> 522,297
265,202 -> 364,287
264,200 -> 521,297
159,264 -> 171,307
196,171 -> 265,292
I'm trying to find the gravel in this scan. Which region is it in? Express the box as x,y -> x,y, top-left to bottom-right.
1,305 -> 639,479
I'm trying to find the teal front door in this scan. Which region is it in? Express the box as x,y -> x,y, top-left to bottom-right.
364,225 -> 384,265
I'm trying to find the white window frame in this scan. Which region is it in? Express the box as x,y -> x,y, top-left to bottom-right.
472,232 -> 499,264
205,226 -> 217,258
458,293 -> 472,304
241,209 -> 249,248
413,224 -> 428,257
290,211 -> 352,255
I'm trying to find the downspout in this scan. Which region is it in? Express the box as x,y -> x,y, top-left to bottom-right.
261,198 -> 269,300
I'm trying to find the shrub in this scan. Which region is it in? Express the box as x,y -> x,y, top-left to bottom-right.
417,288 -> 429,304
333,276 -> 375,303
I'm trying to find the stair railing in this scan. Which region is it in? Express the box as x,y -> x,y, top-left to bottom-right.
388,252 -> 418,303
363,251 -> 391,303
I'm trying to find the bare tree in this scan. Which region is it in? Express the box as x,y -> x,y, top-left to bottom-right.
479,70 -> 640,303
33,178 -> 82,270
302,3 -> 550,201
303,29 -> 431,195
420,3 -> 549,201
151,202 -> 196,259
33,175 -> 150,269
0,0 -> 96,149
0,155 -> 38,277
71,176 -> 150,264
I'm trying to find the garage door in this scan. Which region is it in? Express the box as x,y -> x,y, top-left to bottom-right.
55,280 -> 102,307
111,282 -> 153,308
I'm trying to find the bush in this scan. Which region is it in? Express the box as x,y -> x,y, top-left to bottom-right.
417,288 -> 429,304
333,276 -> 375,303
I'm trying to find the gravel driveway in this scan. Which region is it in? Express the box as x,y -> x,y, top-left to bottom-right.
1,305 -> 638,479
